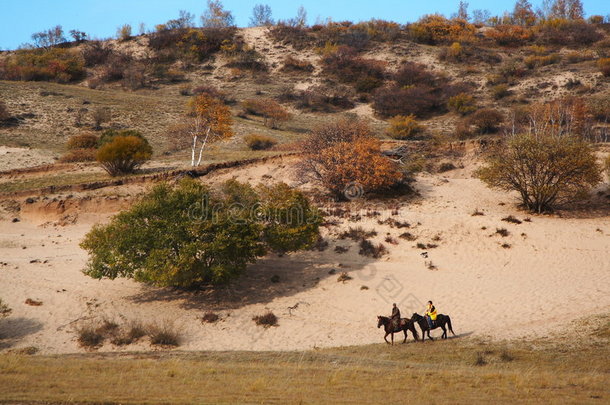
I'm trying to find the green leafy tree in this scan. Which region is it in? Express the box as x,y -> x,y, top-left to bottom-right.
478,134 -> 602,212
80,179 -> 321,287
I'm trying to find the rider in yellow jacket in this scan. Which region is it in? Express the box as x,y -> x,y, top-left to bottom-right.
425,301 -> 437,328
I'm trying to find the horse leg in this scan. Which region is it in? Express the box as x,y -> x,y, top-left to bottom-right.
391,332 -> 394,345
441,325 -> 447,339
428,330 -> 434,341
384,332 -> 390,344
403,329 -> 407,344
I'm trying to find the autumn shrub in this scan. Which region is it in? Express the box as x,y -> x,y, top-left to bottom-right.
598,58 -> 610,77
359,239 -> 388,258
60,148 -> 97,163
300,119 -> 404,199
537,19 -> 602,46
269,23 -> 312,50
448,93 -> 477,115
82,41 -> 113,67
438,42 -> 464,62
96,135 -> 152,176
385,115 -> 423,140
281,55 -> 314,72
287,85 -> 354,112
486,25 -> 534,46
148,323 -> 181,346
321,46 -> 386,92
92,107 -> 111,130
372,84 -> 439,118
80,178 -> 321,287
244,134 -> 277,150
242,98 -> 290,128
409,14 -> 475,45
524,54 -> 561,69
99,52 -> 133,82
97,129 -> 147,147
478,133 -> 602,212
149,27 -> 236,62
469,109 -> 504,134
67,133 -> 99,150
225,46 -> 268,72
0,48 -> 84,82
192,84 -> 228,101
393,61 -> 438,87
588,96 -> 610,122
492,84 -> 510,99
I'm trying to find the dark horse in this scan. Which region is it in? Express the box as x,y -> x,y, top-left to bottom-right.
377,316 -> 419,345
411,313 -> 455,341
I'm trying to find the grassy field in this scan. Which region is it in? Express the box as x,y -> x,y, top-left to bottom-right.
1,335 -> 608,404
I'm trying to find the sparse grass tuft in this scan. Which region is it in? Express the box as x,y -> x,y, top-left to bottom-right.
473,352 -> 487,366
496,228 -> 510,237
359,240 -> 388,258
339,227 -> 377,241
148,323 -> 181,347
502,215 -> 522,224
337,272 -> 353,283
77,325 -> 105,349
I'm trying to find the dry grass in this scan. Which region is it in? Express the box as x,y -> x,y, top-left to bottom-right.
0,338 -> 608,404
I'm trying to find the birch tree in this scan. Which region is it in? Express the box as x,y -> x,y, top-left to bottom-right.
186,94 -> 233,167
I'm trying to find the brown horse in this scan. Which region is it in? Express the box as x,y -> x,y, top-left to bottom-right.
411,313 -> 455,341
377,316 -> 419,345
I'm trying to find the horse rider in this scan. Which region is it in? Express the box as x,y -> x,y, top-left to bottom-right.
425,300 -> 437,328
391,303 -> 401,329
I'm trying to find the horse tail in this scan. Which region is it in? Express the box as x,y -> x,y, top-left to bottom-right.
447,315 -> 455,335
411,321 -> 419,341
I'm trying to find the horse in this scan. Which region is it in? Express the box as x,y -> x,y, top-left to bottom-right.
411,313 -> 455,341
377,316 -> 419,345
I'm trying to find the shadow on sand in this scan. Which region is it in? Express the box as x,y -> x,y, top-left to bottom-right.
127,241 -> 378,311
0,317 -> 44,349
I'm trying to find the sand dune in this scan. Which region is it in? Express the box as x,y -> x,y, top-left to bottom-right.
0,158 -> 609,354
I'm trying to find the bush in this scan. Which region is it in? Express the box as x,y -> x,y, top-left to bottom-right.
321,46 -> 386,92
91,107 -> 111,130
82,41 -> 113,67
67,133 -> 98,150
244,134 -> 277,150
97,129 -> 147,147
202,312 -> 220,323
253,311 -> 278,328
598,58 -> 610,77
281,55 -> 314,72
80,179 -> 321,287
372,84 -> 440,118
409,14 -> 475,45
439,42 -> 464,62
358,239 -> 388,258
269,23 -> 312,50
300,119 -> 404,199
116,24 -> 132,41
59,148 -> 97,163
284,85 -> 354,112
486,25 -> 534,46
385,115 -> 423,140
491,84 -> 510,100
478,134 -> 602,212
0,48 -> 84,82
242,98 -> 291,128
469,109 -> 503,134
148,323 -> 181,346
96,135 -> 152,176
524,54 -> 561,69
537,20 -> 602,46
448,93 -> 477,115
77,325 -> 105,349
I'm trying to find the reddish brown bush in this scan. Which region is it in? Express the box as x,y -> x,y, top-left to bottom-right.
469,109 -> 504,134
269,23 -> 312,50
281,55 -> 314,72
242,98 -> 291,128
537,20 -> 602,46
0,48 -> 84,83
372,84 -> 439,118
244,134 -> 277,150
321,46 -> 386,92
393,62 -> 438,87
82,41 -> 113,67
285,85 -> 354,112
67,133 -> 98,150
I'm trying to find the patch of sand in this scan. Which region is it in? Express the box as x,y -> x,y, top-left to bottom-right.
0,146 -> 56,172
1,158 -> 609,354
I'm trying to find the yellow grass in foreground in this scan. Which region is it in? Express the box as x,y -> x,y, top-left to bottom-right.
1,336 -> 608,404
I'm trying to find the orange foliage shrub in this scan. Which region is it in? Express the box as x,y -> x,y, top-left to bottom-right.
385,115 -> 423,140
242,98 -> 291,128
96,135 -> 152,176
486,25 -> 534,46
66,133 -> 98,150
60,148 -> 97,163
0,48 -> 84,82
409,14 -> 475,45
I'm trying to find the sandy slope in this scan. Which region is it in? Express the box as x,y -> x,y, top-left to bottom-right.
0,159 -> 609,354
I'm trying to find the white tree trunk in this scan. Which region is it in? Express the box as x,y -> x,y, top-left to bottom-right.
196,128 -> 211,166
191,135 -> 198,167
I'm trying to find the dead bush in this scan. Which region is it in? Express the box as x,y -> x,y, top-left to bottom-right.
339,226 -> 377,241
244,134 -> 277,150
77,325 -> 105,349
281,55 -> 314,72
148,322 -> 181,346
359,239 -> 388,258
0,101 -> 10,121
253,311 -> 278,328
82,41 -> 113,67
202,312 -> 220,323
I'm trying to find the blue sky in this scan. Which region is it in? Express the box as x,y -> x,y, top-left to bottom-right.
1,0 -> 608,50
